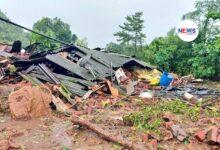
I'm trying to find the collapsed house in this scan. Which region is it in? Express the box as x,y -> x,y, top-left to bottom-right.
0,44 -> 158,105
0,42 -> 219,114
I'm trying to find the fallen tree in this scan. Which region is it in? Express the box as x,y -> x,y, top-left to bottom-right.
71,115 -> 144,150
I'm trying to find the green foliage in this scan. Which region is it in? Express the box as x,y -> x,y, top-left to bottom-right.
207,12 -> 220,20
31,17 -> 74,50
189,39 -> 220,78
123,100 -> 203,132
205,107 -> 220,118
75,37 -> 88,47
0,9 -> 30,46
107,0 -> 220,79
184,0 -> 220,42
106,42 -> 135,55
114,12 -> 146,50
147,32 -> 193,73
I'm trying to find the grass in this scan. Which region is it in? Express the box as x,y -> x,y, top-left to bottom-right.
123,99 -> 220,133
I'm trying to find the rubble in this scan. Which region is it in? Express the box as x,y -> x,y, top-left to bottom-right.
207,126 -> 219,144
0,43 -> 219,107
170,125 -> 188,142
195,130 -> 207,142
0,41 -> 219,148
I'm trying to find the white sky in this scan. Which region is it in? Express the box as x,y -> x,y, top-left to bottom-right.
0,0 -> 196,48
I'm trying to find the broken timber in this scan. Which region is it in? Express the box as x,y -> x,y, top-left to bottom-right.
71,115 -> 144,150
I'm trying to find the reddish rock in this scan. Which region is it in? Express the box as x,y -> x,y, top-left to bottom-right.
195,130 -> 207,142
141,133 -> 149,142
149,139 -> 157,147
207,126 -> 219,144
9,85 -> 52,120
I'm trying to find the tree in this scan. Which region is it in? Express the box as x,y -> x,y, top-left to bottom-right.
107,0 -> 219,79
148,29 -> 192,74
184,0 -> 220,78
31,17 -> 74,50
76,37 -> 88,47
147,0 -> 220,78
0,9 -> 30,46
184,0 -> 220,42
114,12 -> 146,50
72,34 -> 78,43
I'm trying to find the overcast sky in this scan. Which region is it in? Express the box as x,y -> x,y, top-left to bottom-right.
0,0 -> 196,48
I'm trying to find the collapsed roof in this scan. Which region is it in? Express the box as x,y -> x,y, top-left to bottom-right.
13,45 -> 156,81
0,44 -> 156,101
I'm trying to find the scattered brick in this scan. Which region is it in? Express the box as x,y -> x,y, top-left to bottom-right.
195,130 -> 207,142
149,139 -> 157,148
207,126 -> 218,144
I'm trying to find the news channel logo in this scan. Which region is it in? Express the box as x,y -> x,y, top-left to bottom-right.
177,20 -> 199,42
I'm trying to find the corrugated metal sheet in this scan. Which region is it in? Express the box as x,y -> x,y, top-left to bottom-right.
68,46 -> 155,79
46,54 -> 95,81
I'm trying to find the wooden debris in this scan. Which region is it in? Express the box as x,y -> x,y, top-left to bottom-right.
71,115 -> 144,150
52,95 -> 69,113
105,80 -> 119,97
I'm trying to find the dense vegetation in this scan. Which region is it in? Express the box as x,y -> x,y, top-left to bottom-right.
0,10 -> 30,46
31,17 -> 75,50
107,0 -> 220,79
0,12 -> 88,50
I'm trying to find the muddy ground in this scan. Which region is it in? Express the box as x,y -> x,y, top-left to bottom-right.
0,81 -> 219,150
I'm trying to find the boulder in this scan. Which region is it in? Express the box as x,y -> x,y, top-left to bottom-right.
8,85 -> 52,119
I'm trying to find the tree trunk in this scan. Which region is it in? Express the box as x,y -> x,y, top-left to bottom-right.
71,115 -> 144,150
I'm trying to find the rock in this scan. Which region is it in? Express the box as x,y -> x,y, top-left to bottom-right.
207,126 -> 219,144
195,130 -> 207,142
9,85 -> 52,120
171,125 -> 188,142
0,140 -> 9,150
149,139 -> 157,148
141,133 -> 149,142
163,130 -> 173,141
139,90 -> 153,99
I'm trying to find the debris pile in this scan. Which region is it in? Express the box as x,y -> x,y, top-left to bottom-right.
0,42 -> 220,149
195,126 -> 220,145
0,44 -> 158,110
0,43 -> 219,114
